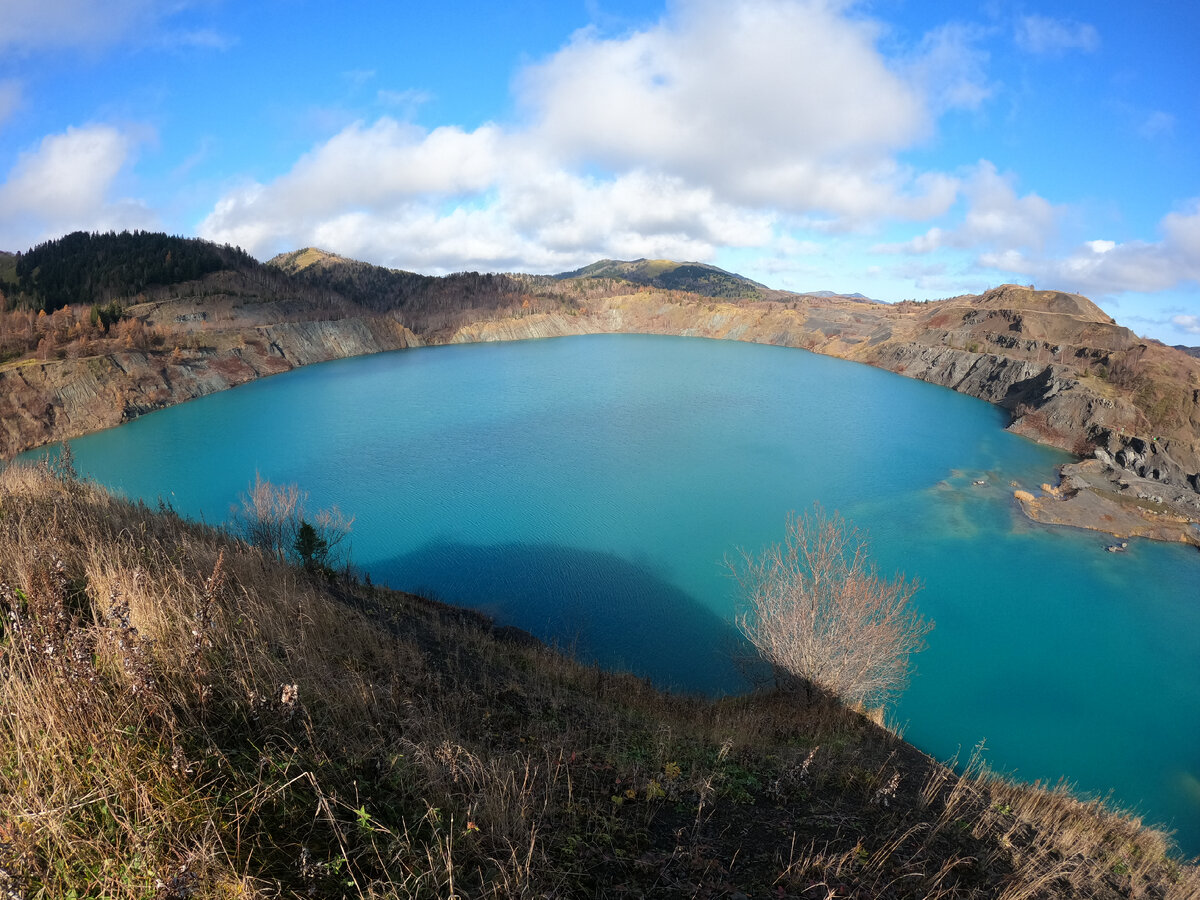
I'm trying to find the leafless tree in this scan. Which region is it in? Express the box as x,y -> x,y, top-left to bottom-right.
232,473 -> 353,572
730,506 -> 932,710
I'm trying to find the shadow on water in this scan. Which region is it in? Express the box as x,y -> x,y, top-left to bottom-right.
370,540 -> 758,697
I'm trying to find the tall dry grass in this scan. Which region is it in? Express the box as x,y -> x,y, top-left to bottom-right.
0,459 -> 1196,898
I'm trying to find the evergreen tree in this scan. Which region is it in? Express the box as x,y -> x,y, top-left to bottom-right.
13,230 -> 257,312
293,520 -> 329,573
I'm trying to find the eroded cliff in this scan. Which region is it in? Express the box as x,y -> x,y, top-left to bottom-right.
3,276 -> 1197,545
440,290 -> 1200,543
0,316 -> 420,458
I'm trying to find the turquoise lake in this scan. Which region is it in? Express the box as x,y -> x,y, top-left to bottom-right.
24,334 -> 1200,852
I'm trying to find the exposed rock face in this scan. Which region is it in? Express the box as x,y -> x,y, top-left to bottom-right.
0,316 -> 419,459
437,292 -> 1200,536
865,344 -> 1046,405
1016,457 -> 1200,547
3,279 -> 1197,544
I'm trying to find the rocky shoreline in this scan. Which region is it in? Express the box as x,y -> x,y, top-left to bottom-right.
1015,458 -> 1200,549
441,297 -> 1200,549
3,285 -> 1198,550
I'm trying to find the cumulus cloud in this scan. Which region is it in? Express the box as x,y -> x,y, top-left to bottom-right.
1172,314 -> 1200,336
1015,15 -> 1099,55
199,0 -> 980,269
516,0 -> 951,217
876,161 -> 1058,254
199,116 -> 774,271
279,120 -> 507,211
881,226 -> 944,255
958,162 -> 1058,249
199,120 -> 515,261
977,201 -> 1200,294
0,124 -> 157,248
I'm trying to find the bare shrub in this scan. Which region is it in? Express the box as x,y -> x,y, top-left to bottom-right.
234,473 -> 301,559
232,472 -> 353,572
731,506 -> 932,709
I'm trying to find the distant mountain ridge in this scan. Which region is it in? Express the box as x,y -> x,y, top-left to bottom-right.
553,257 -> 778,300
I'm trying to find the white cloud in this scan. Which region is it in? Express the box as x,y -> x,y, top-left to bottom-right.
876,161 -> 1058,254
959,161 -> 1058,249
977,201 -> 1200,294
1172,314 -> 1200,336
199,117 -> 775,272
1,0 -> 159,49
199,120 -> 512,257
880,226 -> 945,254
516,0 -> 951,218
1015,15 -> 1099,55
200,0 -> 980,270
0,124 -> 156,248
904,23 -> 993,113
284,120 -> 507,210
523,1 -> 926,160
1163,203 -> 1200,263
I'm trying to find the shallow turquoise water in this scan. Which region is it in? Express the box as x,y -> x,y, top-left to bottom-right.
25,334 -> 1200,852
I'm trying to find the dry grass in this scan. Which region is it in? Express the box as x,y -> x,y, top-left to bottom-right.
0,460 -> 1196,898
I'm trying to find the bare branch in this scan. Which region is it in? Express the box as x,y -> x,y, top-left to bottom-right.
231,473 -> 353,573
731,506 -> 931,710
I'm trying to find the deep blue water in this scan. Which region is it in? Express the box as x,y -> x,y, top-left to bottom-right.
24,334 -> 1200,852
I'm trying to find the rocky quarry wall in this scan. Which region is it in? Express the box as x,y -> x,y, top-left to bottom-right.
2,296 -> 1197,535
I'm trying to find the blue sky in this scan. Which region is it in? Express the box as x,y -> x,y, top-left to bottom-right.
1,0 -> 1198,344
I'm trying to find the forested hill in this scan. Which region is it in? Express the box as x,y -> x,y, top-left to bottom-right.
1,231 -> 257,312
554,257 -> 779,299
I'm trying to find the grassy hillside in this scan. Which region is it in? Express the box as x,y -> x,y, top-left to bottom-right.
554,258 -> 777,300
0,460 -> 1195,898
